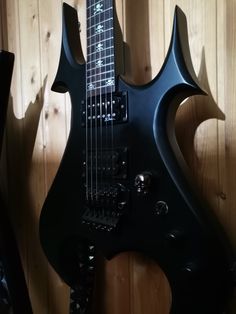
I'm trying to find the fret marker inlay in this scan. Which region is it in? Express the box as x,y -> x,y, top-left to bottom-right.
87,83 -> 95,91
94,3 -> 103,15
95,25 -> 104,34
106,79 -> 114,86
96,43 -> 104,52
96,60 -> 104,67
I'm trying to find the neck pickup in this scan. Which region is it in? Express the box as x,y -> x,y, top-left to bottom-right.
81,92 -> 128,127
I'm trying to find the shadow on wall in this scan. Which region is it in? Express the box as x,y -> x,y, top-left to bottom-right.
175,49 -> 225,168
175,49 -> 225,203
3,76 -> 67,313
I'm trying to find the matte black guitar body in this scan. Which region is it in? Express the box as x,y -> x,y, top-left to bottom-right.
40,4 -> 233,314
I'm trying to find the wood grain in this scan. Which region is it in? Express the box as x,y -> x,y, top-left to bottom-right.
0,0 -> 235,313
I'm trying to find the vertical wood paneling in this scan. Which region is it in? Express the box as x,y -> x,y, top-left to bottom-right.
122,1 -> 171,313
38,1 -> 70,313
165,0 -> 219,212
1,0 -> 236,313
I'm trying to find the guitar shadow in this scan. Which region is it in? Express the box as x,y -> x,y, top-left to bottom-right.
2,76 -> 60,311
175,49 -> 225,201
175,49 -> 225,170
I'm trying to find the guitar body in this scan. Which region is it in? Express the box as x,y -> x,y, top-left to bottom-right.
40,4 -> 233,314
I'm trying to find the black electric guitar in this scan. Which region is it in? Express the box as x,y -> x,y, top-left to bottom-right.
40,2 -> 234,313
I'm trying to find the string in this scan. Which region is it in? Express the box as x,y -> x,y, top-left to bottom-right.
110,0 -> 114,186
95,0 -> 101,201
86,0 -> 115,202
89,0 -> 93,202
104,1 -> 109,180
100,0 -> 104,193
85,0 -> 89,201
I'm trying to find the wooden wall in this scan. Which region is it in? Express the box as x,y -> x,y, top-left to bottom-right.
0,0 -> 235,313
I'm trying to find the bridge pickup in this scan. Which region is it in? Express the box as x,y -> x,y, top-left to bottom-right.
83,147 -> 128,179
81,92 -> 128,127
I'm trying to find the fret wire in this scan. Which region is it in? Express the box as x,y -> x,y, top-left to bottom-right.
87,21 -> 113,35
87,34 -> 113,47
87,37 -> 114,48
87,0 -> 103,9
87,62 -> 114,73
87,76 -> 115,84
87,71 -> 115,78
87,7 -> 112,19
87,27 -> 114,40
87,17 -> 113,30
87,54 -> 114,64
87,85 -> 114,93
87,46 -> 114,57
87,70 -> 114,79
87,70 -> 115,83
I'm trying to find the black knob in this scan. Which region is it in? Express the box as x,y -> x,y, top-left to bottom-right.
155,201 -> 169,216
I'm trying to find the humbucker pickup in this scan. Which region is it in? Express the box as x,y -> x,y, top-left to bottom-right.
82,147 -> 128,179
81,92 -> 128,127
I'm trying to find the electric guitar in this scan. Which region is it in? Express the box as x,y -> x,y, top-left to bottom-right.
39,2 -> 234,313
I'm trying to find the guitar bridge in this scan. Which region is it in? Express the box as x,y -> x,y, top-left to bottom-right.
82,184 -> 128,232
81,92 -> 128,127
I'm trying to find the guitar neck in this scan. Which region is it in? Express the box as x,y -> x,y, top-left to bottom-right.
86,0 -> 116,97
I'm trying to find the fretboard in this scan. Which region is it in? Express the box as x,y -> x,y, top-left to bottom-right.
86,0 -> 115,97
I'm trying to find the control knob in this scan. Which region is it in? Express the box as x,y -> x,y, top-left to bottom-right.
134,171 -> 152,194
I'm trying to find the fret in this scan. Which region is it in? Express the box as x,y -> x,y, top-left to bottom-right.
87,18 -> 113,31
87,47 -> 114,58
87,54 -> 114,66
87,67 -> 115,79
87,51 -> 114,67
87,81 -> 115,93
87,71 -> 115,81
87,62 -> 114,75
87,20 -> 114,36
87,70 -> 114,81
87,7 -> 113,19
87,77 -> 115,86
87,28 -> 114,41
87,0 -> 103,10
87,37 -> 114,49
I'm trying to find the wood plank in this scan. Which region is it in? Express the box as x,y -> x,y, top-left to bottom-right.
165,0 -> 219,210
11,0 -> 48,312
216,1 -> 236,312
122,1 -> 171,314
37,0 -> 70,313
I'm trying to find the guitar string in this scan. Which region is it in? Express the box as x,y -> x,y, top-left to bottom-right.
89,0 -> 93,202
100,0 -> 105,196
110,0 -> 114,187
85,0 -> 89,201
103,0 -> 108,191
95,0 -> 100,201
104,1 -> 108,184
